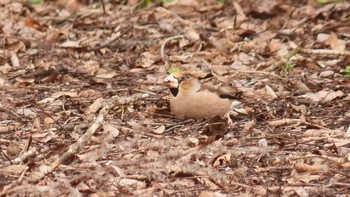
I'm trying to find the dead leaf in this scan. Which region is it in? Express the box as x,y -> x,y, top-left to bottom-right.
268,118 -> 301,127
37,97 -> 56,105
44,117 -> 54,126
95,70 -> 117,79
298,90 -> 344,103
52,91 -> 78,98
85,98 -> 103,115
79,89 -> 101,98
294,162 -> 328,173
6,143 -> 21,157
346,126 -> 350,137
16,108 -> 37,117
152,124 -> 165,134
33,117 -> 41,130
61,40 -> 81,48
11,52 -> 19,67
319,70 -> 334,78
188,137 -> 199,146
303,129 -> 343,137
294,187 -> 309,197
198,191 -> 228,197
32,131 -> 56,143
140,52 -> 158,68
202,178 -> 219,190
119,178 -> 147,189
316,33 -> 330,43
0,165 -> 28,175
0,63 -> 11,74
212,153 -> 231,167
329,32 -> 346,51
258,139 -> 268,148
264,85 -> 278,99
6,40 -> 25,53
103,123 -> 120,138
184,27 -> 200,41
77,148 -> 107,162
0,77 -> 5,86
78,60 -> 100,75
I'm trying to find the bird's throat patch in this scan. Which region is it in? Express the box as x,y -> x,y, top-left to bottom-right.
170,88 -> 179,97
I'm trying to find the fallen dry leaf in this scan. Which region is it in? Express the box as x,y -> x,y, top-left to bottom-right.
298,90 -> 344,103
0,165 -> 28,176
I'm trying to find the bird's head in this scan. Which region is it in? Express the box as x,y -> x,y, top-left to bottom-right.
164,74 -> 180,97
164,72 -> 201,97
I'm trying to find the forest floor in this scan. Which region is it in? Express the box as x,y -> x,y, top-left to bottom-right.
0,0 -> 350,196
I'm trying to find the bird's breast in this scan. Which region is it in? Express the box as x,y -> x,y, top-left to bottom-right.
170,91 -> 231,119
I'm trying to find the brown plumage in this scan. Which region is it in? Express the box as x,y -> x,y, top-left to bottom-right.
164,74 -> 234,120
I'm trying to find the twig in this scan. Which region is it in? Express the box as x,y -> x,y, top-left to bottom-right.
268,118 -> 301,127
177,167 -> 227,191
263,48 -> 299,72
30,93 -> 149,182
160,35 -> 185,60
3,136 -> 35,165
100,0 -> 106,15
0,165 -> 28,196
12,148 -> 37,165
21,135 -> 32,153
0,147 -> 12,164
51,123 -> 90,131
164,119 -> 193,133
299,48 -> 350,56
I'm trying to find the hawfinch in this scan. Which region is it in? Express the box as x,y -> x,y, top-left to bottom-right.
164,73 -> 235,124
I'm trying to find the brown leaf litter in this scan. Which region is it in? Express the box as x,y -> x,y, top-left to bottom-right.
0,0 -> 350,196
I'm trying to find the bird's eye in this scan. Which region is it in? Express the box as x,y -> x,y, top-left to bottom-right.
178,75 -> 188,83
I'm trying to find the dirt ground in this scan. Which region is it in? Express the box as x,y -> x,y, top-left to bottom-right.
1,0 -> 350,196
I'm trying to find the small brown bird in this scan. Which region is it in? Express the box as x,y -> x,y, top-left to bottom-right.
164,73 -> 235,124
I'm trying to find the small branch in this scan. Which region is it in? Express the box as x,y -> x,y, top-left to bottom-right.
160,35 -> 185,60
0,147 -> 12,164
30,93 -> 149,182
12,148 -> 37,165
298,48 -> 350,56
263,48 -> 299,72
100,0 -> 106,15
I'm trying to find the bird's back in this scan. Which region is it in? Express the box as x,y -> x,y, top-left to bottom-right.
170,90 -> 232,119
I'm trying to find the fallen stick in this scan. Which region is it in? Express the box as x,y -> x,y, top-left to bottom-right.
30,93 -> 149,182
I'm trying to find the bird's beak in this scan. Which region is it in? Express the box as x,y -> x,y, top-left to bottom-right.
164,75 -> 179,88
164,75 -> 180,97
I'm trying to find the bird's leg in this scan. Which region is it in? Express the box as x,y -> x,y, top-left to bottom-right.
225,112 -> 233,128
